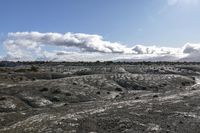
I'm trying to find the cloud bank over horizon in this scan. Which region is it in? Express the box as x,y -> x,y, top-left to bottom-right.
1,32 -> 200,62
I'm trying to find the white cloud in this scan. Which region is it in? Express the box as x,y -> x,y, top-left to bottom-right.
132,45 -> 181,54
167,0 -> 199,6
5,32 -> 133,54
182,43 -> 200,53
2,31 -> 200,62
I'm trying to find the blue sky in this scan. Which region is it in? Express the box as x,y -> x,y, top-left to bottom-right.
1,0 -> 200,61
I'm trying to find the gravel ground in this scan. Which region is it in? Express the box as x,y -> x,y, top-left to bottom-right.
0,62 -> 200,133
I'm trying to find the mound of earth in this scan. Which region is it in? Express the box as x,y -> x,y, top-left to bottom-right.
0,61 -> 200,133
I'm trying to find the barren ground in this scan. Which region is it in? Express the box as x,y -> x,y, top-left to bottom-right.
0,62 -> 200,133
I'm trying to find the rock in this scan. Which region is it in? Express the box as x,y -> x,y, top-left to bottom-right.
0,62 -> 199,132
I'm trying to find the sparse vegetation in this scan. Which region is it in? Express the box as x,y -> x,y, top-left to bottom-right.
0,61 -> 200,132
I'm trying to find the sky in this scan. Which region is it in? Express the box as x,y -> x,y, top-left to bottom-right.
1,0 -> 200,61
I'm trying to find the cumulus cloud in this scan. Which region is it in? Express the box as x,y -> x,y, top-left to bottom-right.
182,43 -> 200,54
2,32 -> 134,61
5,32 -> 132,54
2,31 -> 200,62
132,45 -> 181,54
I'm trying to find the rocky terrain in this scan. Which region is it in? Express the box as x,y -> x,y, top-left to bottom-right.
0,61 -> 200,133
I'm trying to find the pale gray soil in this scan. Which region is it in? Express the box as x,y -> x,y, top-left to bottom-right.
0,62 -> 200,133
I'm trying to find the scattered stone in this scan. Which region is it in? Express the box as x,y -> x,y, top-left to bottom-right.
115,87 -> 123,92
96,91 -> 101,95
0,62 -> 199,132
135,97 -> 140,100
153,95 -> 159,98
39,87 -> 48,92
